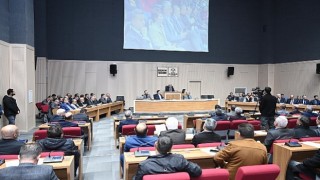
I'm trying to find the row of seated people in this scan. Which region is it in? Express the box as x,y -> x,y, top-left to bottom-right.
0,124 -> 80,177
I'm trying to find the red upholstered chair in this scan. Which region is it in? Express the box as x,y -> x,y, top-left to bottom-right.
178,123 -> 182,129
230,120 -> 248,130
310,117 -> 317,126
0,155 -> 19,160
299,173 -> 314,180
248,120 -> 261,130
235,164 -> 280,180
143,172 -> 189,180
40,151 -> 65,157
62,127 -> 82,138
197,143 -> 221,148
269,139 -> 299,154
33,129 -> 48,141
130,147 -> 156,152
299,137 -> 320,141
172,144 -> 194,149
287,119 -> 298,128
191,168 -> 229,180
147,125 -> 156,136
215,121 -> 231,130
122,124 -> 136,136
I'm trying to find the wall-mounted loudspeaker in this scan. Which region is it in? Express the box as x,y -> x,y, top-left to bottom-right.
316,63 -> 320,74
227,67 -> 234,77
110,64 -> 117,76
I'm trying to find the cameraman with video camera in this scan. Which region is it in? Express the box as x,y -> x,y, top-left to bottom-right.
259,87 -> 277,130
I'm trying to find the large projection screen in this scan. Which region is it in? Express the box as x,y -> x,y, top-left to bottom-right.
124,0 -> 209,52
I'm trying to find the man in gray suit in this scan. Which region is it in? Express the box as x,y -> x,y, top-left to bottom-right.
0,143 -> 59,180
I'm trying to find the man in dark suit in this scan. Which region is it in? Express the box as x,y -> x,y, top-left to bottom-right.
153,90 -> 164,100
259,87 -> 277,130
159,117 -> 185,145
73,108 -> 89,122
106,93 -> 112,103
286,95 -> 295,104
229,107 -> 246,121
0,125 -> 25,155
165,84 -> 175,92
192,118 -> 221,147
309,95 -> 320,105
99,94 -> 108,104
118,110 -> 138,133
58,112 -> 79,128
2,88 -> 20,124
300,95 -> 309,105
0,143 -> 59,180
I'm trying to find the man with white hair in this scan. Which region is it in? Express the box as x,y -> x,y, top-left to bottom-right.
264,116 -> 295,152
118,110 -> 138,133
159,117 -> 185,144
50,108 -> 66,122
229,107 -> 246,121
192,118 -> 221,147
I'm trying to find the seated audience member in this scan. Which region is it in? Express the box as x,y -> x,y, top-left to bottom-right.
134,136 -> 202,180
289,105 -> 302,115
165,84 -> 175,92
50,108 -> 66,122
294,96 -> 301,104
302,105 -> 318,118
153,90 -> 163,100
42,96 -> 52,105
300,95 -> 309,105
226,105 -> 236,117
229,107 -> 246,121
142,90 -> 152,99
0,143 -> 59,180
264,116 -> 295,152
50,99 -> 60,109
280,94 -> 286,103
118,110 -> 138,133
58,112 -> 78,128
51,94 -> 57,101
38,125 -> 80,176
73,108 -> 89,122
84,94 -> 90,105
237,93 -> 245,102
211,109 -> 228,121
286,95 -> 295,104
313,117 -> 320,136
99,94 -> 108,104
245,93 -> 253,102
87,95 -> 99,106
214,123 -> 267,180
106,93 -> 112,103
192,118 -> 221,147
277,103 -> 289,116
70,99 -> 80,109
226,92 -> 235,101
77,97 -> 86,107
287,149 -> 320,180
159,117 -> 185,145
60,97 -> 75,112
0,125 -> 25,155
310,95 -> 320,105
183,92 -> 192,99
294,116 -> 317,138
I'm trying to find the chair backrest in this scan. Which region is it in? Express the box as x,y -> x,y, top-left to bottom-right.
248,120 -> 261,130
191,168 -> 229,180
269,139 -> 299,154
299,137 -> 320,141
215,121 -> 231,130
33,130 -> 48,141
0,155 -> 19,160
172,144 -> 194,149
62,127 -> 82,138
40,151 -> 65,157
147,125 -> 156,136
287,119 -> 298,128
235,164 -> 280,180
230,120 -> 248,130
309,117 -> 317,126
36,102 -> 43,111
41,104 -> 50,113
299,173 -> 314,180
130,147 -> 156,152
143,172 -> 190,180
197,142 -> 221,148
116,96 -> 125,102
122,124 -> 137,135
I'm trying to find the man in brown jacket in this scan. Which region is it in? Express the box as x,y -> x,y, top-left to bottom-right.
214,123 -> 267,180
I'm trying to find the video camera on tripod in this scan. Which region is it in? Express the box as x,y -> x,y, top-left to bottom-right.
252,87 -> 264,100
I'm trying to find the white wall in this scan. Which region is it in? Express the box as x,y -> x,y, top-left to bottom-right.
47,60 -> 260,108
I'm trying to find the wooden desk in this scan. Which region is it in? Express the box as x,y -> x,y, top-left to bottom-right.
73,139 -> 84,180
234,130 -> 267,142
124,147 -> 215,180
164,92 -> 182,100
119,134 -> 194,154
184,114 -> 210,129
225,101 -> 320,113
273,142 -> 319,180
134,100 -> 219,113
0,156 -> 75,180
39,123 -> 92,151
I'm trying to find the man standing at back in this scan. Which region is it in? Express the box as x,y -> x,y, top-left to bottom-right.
214,123 -> 267,180
2,88 -> 20,124
259,87 -> 277,130
0,143 -> 59,180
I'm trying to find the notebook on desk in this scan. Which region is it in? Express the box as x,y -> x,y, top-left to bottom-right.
43,156 -> 64,163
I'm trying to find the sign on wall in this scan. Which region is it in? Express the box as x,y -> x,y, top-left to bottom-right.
157,67 -> 179,77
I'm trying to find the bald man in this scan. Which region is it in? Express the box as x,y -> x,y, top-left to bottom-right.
0,125 -> 25,155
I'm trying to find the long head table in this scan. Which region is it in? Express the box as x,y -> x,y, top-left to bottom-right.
134,99 -> 219,113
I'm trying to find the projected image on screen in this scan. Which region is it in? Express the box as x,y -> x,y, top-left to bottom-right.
123,0 -> 209,52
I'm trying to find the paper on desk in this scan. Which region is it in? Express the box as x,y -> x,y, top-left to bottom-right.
155,124 -> 166,133
200,148 -> 217,156
5,160 -> 19,167
254,131 -> 267,136
301,142 -> 320,148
